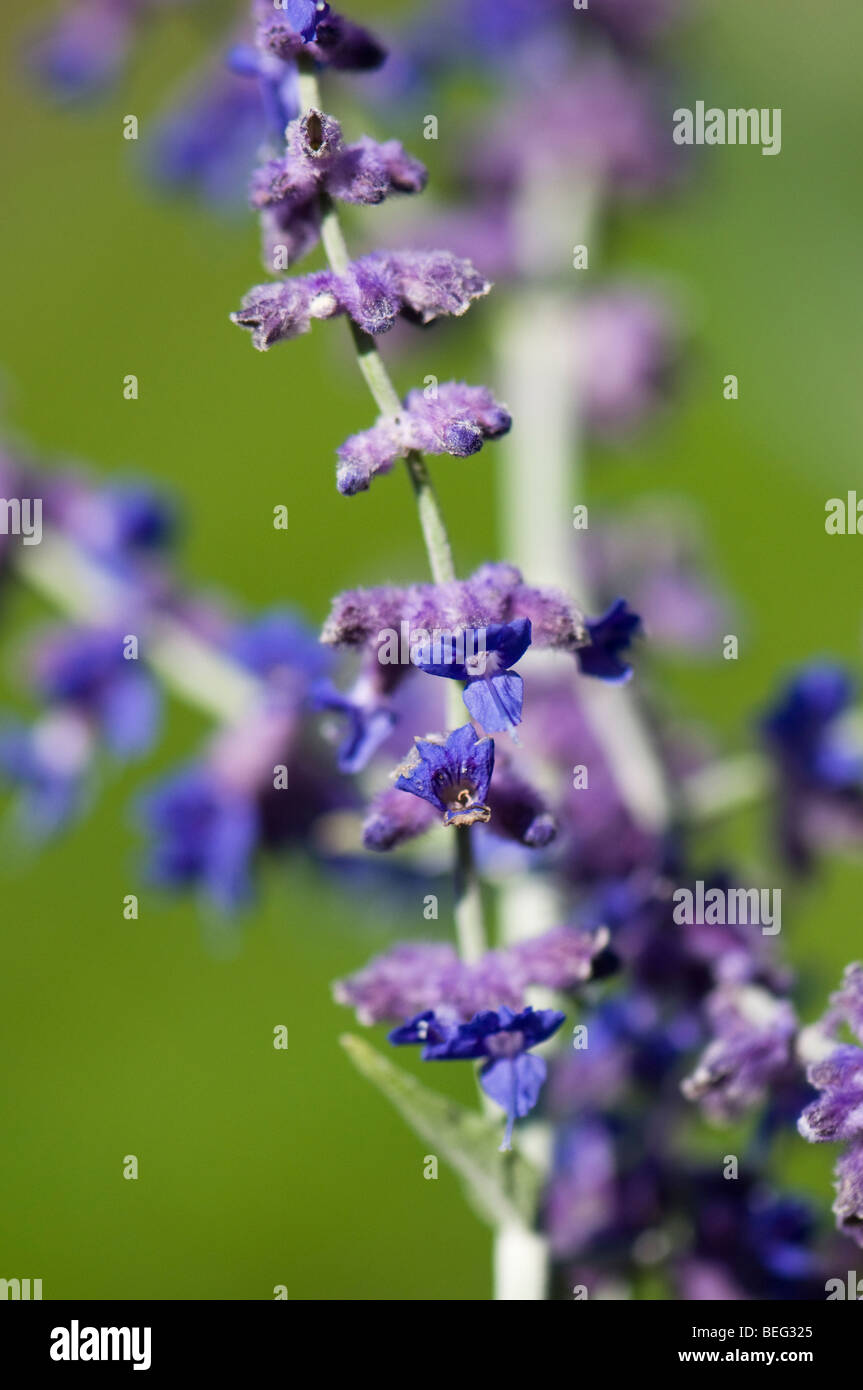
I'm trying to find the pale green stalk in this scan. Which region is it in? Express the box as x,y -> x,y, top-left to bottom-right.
296,65 -> 485,965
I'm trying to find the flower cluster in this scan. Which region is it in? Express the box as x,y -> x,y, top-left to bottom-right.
336,382 -> 511,496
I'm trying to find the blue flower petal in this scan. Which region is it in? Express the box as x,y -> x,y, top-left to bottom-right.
464,670 -> 523,732
578,598 -> 641,683
480,1053 -> 548,1149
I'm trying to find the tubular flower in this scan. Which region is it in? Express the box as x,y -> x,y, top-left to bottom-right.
394,724 -> 494,828
411,618 -> 531,733
390,1005 -> 565,1149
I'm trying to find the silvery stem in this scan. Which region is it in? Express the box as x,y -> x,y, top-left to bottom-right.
296,74 -> 488,961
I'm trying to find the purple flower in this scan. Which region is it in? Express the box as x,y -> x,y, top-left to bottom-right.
544,1119 -> 617,1259
311,678 -> 395,773
227,609 -> 328,686
336,382 -> 510,495
253,108 -> 427,269
468,62 -> 683,203
140,766 -> 259,913
334,926 -> 606,1024
231,250 -> 490,348
829,961 -> 863,1039
283,1 -> 331,44
577,599 -> 642,683
798,967 -> 863,1200
394,723 -> 494,828
31,627 -> 160,759
682,985 -> 797,1122
485,764 -> 556,846
362,784 -> 438,850
761,666 -> 863,870
253,0 -> 330,53
0,712 -> 93,837
254,0 -> 385,71
333,251 -> 490,334
336,945 -> 469,1026
322,563 -> 585,655
150,62 -> 288,208
579,289 -> 679,439
229,274 -> 331,349
799,1047 -> 863,1144
584,513 -> 730,656
412,618 -> 531,733
682,1173 -> 822,1299
587,0 -> 681,50
834,1144 -> 863,1248
390,1005 -> 565,1149
763,666 -> 860,788
139,702 -> 352,913
28,0 -> 155,100
307,12 -> 387,71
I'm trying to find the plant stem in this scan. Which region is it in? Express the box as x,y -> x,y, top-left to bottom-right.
297,65 -> 456,592
453,825 -> 486,964
493,1222 -> 550,1301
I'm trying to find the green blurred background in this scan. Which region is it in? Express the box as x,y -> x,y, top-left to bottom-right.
1,0 -> 862,1299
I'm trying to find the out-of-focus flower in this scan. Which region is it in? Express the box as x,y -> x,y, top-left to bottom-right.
29,0 -> 193,100
544,1119 -> 617,1259
150,61 -> 288,207
577,289 -> 680,439
30,627 -> 160,757
587,0 -> 682,51
465,61 -> 683,203
0,625 -> 160,835
310,677 -> 395,774
682,1173 -> 823,1299
137,609 -> 351,911
0,710 -> 93,837
140,765 -> 259,913
584,510 -> 730,655
682,984 -> 797,1122
761,665 -> 863,871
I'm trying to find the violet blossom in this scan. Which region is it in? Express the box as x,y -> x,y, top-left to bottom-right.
390,1005 -> 565,1150
393,723 -> 494,829
411,618 -> 531,734
336,382 -> 511,495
